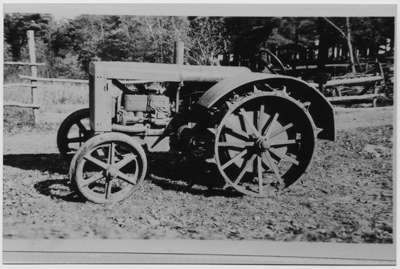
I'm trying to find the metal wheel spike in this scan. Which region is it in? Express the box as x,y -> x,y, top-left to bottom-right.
222,182 -> 231,190
225,101 -> 233,109
207,128 -> 217,135
205,157 -> 216,164
315,127 -> 323,134
302,101 -> 311,110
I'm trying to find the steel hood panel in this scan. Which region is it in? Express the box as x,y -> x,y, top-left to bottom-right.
89,62 -> 251,83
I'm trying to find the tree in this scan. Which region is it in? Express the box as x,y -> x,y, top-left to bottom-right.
135,16 -> 190,63
351,17 -> 395,57
72,15 -> 118,72
4,13 -> 52,61
186,17 -> 229,65
3,42 -> 13,61
277,17 -> 317,46
3,13 -> 394,82
3,41 -> 16,82
224,17 -> 281,66
54,15 -> 191,73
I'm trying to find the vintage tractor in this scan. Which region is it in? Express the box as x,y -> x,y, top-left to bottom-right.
57,61 -> 335,203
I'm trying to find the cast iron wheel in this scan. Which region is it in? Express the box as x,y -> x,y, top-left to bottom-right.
57,108 -> 91,161
214,91 -> 316,197
262,49 -> 287,75
70,133 -> 147,203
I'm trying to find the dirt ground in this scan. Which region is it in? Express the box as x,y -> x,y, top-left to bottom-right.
2,106 -> 394,242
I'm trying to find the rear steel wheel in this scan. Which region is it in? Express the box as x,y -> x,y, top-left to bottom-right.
214,92 -> 316,197
70,133 -> 147,203
57,108 -> 91,161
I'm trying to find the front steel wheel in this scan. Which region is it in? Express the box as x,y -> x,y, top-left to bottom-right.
215,92 -> 317,197
57,108 -> 91,161
70,133 -> 147,203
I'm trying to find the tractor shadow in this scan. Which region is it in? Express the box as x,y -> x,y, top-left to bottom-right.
3,153 -> 69,174
3,153 -> 86,203
3,152 -> 242,201
147,152 -> 244,198
33,178 -> 86,203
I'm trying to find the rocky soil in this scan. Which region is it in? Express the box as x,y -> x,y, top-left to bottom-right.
2,106 -> 394,242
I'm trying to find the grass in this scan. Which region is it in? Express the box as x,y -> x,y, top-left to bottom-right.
3,82 -> 89,133
3,82 -> 89,112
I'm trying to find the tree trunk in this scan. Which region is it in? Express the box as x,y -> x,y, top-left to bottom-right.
346,17 -> 356,73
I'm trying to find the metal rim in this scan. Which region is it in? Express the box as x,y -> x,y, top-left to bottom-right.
71,133 -> 147,203
262,49 -> 287,75
214,91 -> 316,197
57,108 -> 91,161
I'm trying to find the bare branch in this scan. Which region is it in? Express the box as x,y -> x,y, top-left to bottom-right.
144,17 -> 156,41
324,17 -> 356,72
323,17 -> 348,40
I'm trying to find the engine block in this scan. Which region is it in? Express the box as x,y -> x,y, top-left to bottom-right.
124,94 -> 170,113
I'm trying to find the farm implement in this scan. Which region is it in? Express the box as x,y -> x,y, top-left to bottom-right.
260,49 -> 393,107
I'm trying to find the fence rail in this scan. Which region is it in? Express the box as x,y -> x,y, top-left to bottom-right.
4,61 -> 45,66
3,101 -> 41,109
18,75 -> 89,84
3,83 -> 42,88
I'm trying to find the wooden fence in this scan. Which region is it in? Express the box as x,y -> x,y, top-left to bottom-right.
4,30 -> 87,124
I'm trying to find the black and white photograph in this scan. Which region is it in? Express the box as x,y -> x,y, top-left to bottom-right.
2,2 -> 396,266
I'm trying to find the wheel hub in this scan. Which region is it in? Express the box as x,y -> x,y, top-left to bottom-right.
106,165 -> 119,178
256,137 -> 271,151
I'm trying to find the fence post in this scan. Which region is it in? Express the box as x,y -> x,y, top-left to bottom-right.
174,41 -> 184,65
27,30 -> 39,124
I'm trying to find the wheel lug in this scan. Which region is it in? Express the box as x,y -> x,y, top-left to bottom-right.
261,140 -> 271,149
106,165 -> 119,178
256,138 -> 271,151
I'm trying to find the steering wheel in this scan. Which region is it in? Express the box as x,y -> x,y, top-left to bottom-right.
261,49 -> 287,75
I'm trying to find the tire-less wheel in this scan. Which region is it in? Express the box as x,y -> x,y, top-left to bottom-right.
57,108 -> 91,161
70,133 -> 147,203
261,49 -> 287,75
215,92 -> 316,197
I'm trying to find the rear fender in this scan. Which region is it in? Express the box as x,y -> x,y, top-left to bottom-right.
197,73 -> 336,141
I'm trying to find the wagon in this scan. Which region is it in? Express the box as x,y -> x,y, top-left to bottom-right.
57,60 -> 335,203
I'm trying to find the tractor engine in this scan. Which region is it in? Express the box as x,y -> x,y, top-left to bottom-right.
118,93 -> 172,128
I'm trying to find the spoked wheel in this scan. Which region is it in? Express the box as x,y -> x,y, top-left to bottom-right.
261,49 -> 287,75
70,133 -> 147,203
215,92 -> 317,197
57,108 -> 91,161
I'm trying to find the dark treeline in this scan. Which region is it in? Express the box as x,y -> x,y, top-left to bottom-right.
3,13 -> 394,81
